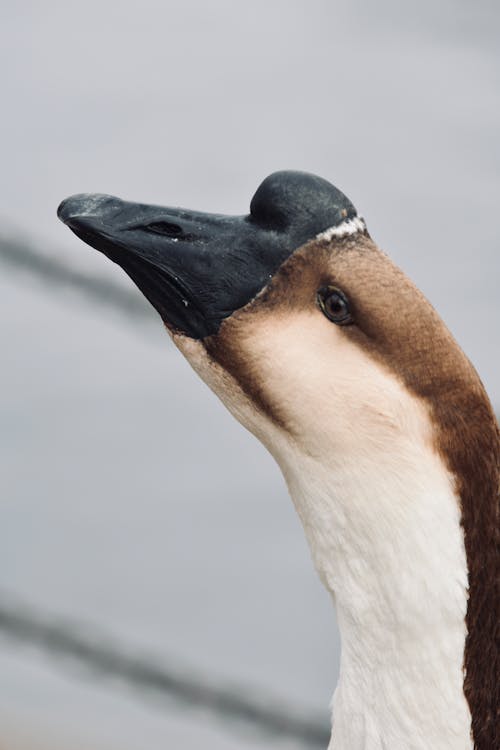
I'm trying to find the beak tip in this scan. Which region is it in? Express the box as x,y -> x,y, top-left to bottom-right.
57,193 -> 115,225
57,196 -> 73,224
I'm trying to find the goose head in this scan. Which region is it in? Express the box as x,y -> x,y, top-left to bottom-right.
57,170 -> 483,465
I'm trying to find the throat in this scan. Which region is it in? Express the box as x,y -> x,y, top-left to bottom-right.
330,596 -> 471,750
280,448 -> 473,750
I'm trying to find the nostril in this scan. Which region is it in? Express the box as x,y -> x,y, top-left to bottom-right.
145,221 -> 184,237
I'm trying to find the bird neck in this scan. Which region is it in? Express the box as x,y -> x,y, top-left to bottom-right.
279,445 -> 473,750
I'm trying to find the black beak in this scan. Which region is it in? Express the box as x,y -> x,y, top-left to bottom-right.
57,171 -> 357,339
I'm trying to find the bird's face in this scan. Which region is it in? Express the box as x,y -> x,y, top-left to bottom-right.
171,231 -> 444,469
57,171 -> 471,470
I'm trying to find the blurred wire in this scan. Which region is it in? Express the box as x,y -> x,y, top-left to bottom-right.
0,234 -> 153,321
0,597 -> 329,748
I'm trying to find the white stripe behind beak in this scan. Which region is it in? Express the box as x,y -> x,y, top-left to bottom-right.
316,216 -> 366,241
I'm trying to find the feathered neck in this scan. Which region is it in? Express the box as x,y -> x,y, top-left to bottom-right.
276,429 -> 474,750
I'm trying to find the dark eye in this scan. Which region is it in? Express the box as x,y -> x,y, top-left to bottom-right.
317,286 -> 353,325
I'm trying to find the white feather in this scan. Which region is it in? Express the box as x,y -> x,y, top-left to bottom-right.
316,217 -> 366,241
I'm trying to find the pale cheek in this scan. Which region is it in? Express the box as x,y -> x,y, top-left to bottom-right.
171,316 -> 422,468
239,317 -> 421,458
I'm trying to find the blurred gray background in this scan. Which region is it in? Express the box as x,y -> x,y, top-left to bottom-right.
0,1 -> 498,748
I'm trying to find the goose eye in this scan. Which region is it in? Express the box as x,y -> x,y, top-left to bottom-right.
317,286 -> 353,325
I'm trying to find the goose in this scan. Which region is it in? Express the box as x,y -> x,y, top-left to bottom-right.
57,171 -> 499,750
